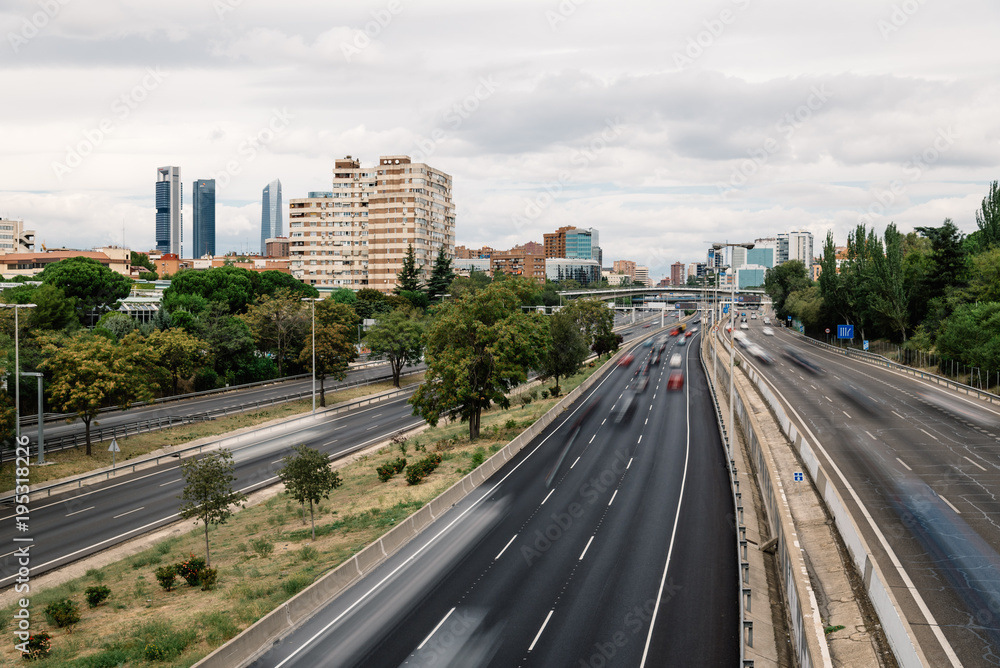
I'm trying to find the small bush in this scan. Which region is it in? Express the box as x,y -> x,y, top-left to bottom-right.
298,545 -> 320,562
282,574 -> 312,596
405,453 -> 443,485
154,565 -> 177,591
249,537 -> 274,559
540,389 -> 549,399
144,643 -> 165,661
44,599 -> 81,630
20,632 -> 51,660
519,394 -> 533,406
504,418 -> 517,430
85,585 -> 111,608
199,567 -> 219,591
470,448 -> 486,469
176,554 -> 206,587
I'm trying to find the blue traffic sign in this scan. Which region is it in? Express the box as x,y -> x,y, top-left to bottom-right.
863,340 -> 869,351
794,472 -> 804,482
837,324 -> 854,339
723,305 -> 729,314
787,315 -> 791,321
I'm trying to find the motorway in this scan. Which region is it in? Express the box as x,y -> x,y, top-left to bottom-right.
733,314 -> 1000,667
249,322 -> 739,668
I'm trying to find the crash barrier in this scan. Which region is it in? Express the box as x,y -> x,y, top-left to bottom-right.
733,340 -> 927,667
4,385 -> 415,504
698,333 -> 755,667
194,344 -> 641,668
791,331 -> 1000,407
4,369 -> 421,464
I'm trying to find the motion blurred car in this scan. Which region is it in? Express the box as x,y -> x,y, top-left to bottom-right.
670,328 -> 680,336
783,347 -> 823,374
669,353 -> 682,367
636,375 -> 650,392
652,353 -> 661,365
684,330 -> 694,338
617,354 -> 635,367
677,336 -> 687,346
762,327 -> 774,336
611,390 -> 637,423
740,322 -> 749,329
667,370 -> 684,390
746,343 -> 774,364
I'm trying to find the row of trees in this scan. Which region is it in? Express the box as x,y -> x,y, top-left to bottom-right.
765,181 -> 1000,374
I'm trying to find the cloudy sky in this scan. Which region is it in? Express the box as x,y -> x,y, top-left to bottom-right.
2,0 -> 998,280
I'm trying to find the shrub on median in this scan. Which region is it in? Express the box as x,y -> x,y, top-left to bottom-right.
405,453 -> 442,485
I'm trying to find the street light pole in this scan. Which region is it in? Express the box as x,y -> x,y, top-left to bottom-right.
301,298 -> 318,414
2,303 -> 36,440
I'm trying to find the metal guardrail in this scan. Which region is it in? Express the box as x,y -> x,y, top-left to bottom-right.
5,385 -> 417,503
790,331 -> 1000,406
4,368 -> 420,463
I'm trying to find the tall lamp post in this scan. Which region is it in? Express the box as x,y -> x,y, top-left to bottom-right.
2,303 -> 37,440
302,298 -> 319,414
711,243 -> 754,453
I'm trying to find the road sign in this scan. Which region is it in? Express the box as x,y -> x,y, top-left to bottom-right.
109,437 -> 119,470
837,324 -> 854,339
787,316 -> 791,321
863,340 -> 869,351
794,472 -> 804,482
825,328 -> 830,334
723,305 -> 729,314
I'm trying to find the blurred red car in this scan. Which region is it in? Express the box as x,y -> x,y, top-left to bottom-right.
617,354 -> 635,367
667,371 -> 684,391
684,330 -> 693,338
670,328 -> 680,336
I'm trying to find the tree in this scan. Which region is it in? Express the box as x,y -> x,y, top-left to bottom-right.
426,247 -> 455,302
297,321 -> 357,406
562,298 -> 615,352
94,312 -> 136,340
162,266 -> 257,316
38,256 -> 133,326
242,289 -> 307,377
27,284 -> 78,332
353,288 -> 394,321
592,330 -> 623,358
178,450 -> 246,566
329,288 -> 358,305
278,444 -> 342,540
256,271 -> 319,300
131,251 -> 155,272
364,309 -> 425,387
395,244 -> 423,294
447,270 -> 492,300
542,310 -> 588,395
763,260 -> 811,321
784,286 -> 824,329
410,278 -> 547,440
148,328 -> 213,395
936,302 -> 1000,373
868,223 -> 910,341
39,332 -> 158,454
971,180 -> 1000,253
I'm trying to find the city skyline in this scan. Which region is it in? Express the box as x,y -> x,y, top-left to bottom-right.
2,1 -> 999,278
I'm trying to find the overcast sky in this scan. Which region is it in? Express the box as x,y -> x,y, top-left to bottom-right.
2,0 -> 998,280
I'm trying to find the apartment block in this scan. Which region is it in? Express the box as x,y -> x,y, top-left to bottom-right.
670,261 -> 685,286
0,218 -> 35,254
290,156 -> 455,292
612,260 -> 636,280
635,265 -> 650,287
492,244 -> 546,281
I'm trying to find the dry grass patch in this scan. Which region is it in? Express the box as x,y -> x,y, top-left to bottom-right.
0,363 -> 604,666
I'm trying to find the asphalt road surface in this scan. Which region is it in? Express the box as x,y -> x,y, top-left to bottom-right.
250,323 -> 738,668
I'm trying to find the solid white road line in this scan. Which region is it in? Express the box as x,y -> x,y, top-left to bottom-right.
541,489 -> 555,505
66,506 -> 94,517
627,458 -> 633,469
589,435 -> 595,444
579,536 -> 595,560
939,495 -> 961,514
842,410 -> 852,418
495,535 -> 518,561
159,478 -> 182,487
964,456 -> 987,472
113,507 -> 145,519
417,607 -> 456,650
570,457 -> 580,469
896,458 -> 912,471
919,428 -> 939,441
637,435 -> 642,444
892,410 -> 905,419
865,431 -> 877,441
529,610 -> 554,651
608,490 -> 618,506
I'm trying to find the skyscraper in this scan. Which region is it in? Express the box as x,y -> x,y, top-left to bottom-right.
192,179 -> 216,258
155,166 -> 182,254
260,179 -> 282,255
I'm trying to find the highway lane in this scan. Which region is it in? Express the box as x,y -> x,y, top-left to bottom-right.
250,324 -> 738,668
735,318 -> 1000,667
0,395 -> 424,589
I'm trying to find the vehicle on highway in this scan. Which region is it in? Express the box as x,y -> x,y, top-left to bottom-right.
684,330 -> 693,338
762,327 -> 774,336
643,338 -> 654,348
763,317 -> 770,324
611,390 -> 637,422
783,347 -> 823,374
670,328 -> 680,336
618,354 -> 635,367
677,336 -> 687,346
667,370 -> 684,390
642,361 -> 651,376
643,323 -> 652,328
653,353 -> 661,365
740,322 -> 749,329
669,353 -> 682,367
636,375 -> 650,392
746,343 -> 774,364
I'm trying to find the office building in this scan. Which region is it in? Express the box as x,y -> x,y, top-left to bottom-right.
635,265 -> 650,287
288,156 -> 456,292
264,237 -> 289,258
155,166 -> 182,254
736,266 -> 768,289
544,226 -> 599,262
747,247 -> 774,268
670,261 -> 686,286
787,231 -> 814,265
192,179 -> 216,258
260,179 -> 283,255
0,218 -> 34,254
545,258 -> 600,285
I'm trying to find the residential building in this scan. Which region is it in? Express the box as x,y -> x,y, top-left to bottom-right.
192,179 -> 216,258
260,179 -> 283,255
288,156 -> 456,292
265,237 -> 290,258
612,260 -> 636,281
1,249 -> 130,278
635,265 -> 650,287
455,245 -> 495,259
688,262 -> 706,281
730,245 -> 748,269
492,244 -> 546,281
670,261 -> 685,286
546,258 -> 600,285
787,231 -> 814,266
454,258 -> 491,276
603,272 -> 630,286
155,166 -> 182,254
0,218 -> 34,254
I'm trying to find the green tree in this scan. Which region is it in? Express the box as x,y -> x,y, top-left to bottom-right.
914,219 -> 968,309
364,309 -> 425,387
178,450 -> 246,567
298,320 -> 357,406
869,223 -> 910,341
353,288 -> 394,321
970,180 -> 1000,253
148,328 -> 213,395
94,311 -> 137,340
278,444 -> 343,540
395,244 -> 423,294
39,332 -> 158,454
330,288 -> 358,305
163,266 -> 257,316
936,302 -> 1000,373
426,247 -> 455,302
784,286 -> 824,329
38,256 -> 133,326
542,310 -> 588,395
448,270 -> 492,300
131,251 -> 155,272
965,248 -> 1000,303
27,284 -> 79,332
242,289 -> 307,377
256,271 -> 319,299
410,278 -> 547,440
763,260 -> 810,321
562,298 -> 614,352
